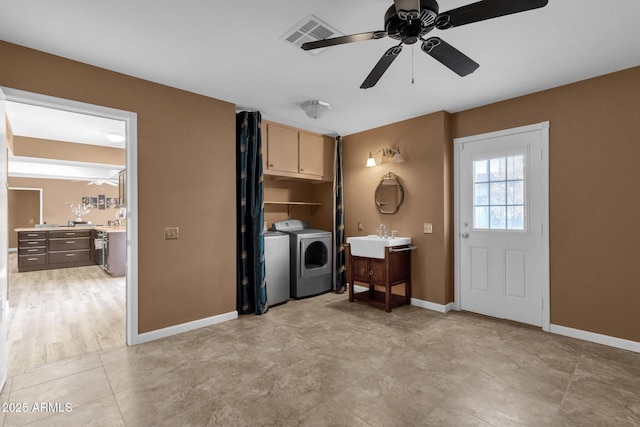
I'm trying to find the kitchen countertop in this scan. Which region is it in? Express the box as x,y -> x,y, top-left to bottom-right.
15,226 -> 126,233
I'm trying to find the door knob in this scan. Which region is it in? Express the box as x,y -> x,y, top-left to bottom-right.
460,233 -> 469,238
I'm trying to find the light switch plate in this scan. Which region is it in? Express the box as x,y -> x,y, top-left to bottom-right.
423,223 -> 433,234
357,221 -> 363,231
164,227 -> 179,240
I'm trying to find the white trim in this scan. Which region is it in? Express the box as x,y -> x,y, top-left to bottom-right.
550,324 -> 640,354
453,122 -> 550,330
1,87 -> 140,346
352,285 -> 454,313
132,311 -> 238,345
410,298 -> 455,313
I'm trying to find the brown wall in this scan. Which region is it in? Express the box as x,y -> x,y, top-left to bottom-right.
343,66 -> 640,343
342,111 -> 453,304
264,180 -> 334,232
12,136 -> 125,165
0,41 -> 236,333
7,188 -> 40,248
451,66 -> 640,342
9,177 -> 120,226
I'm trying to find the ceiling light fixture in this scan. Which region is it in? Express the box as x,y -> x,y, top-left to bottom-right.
301,100 -> 331,119
106,132 -> 125,143
365,146 -> 405,167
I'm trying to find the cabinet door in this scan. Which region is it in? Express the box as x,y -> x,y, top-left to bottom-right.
298,131 -> 324,176
266,123 -> 298,173
352,257 -> 369,282
368,259 -> 386,285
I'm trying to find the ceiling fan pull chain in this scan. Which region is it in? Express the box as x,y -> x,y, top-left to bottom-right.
411,45 -> 415,84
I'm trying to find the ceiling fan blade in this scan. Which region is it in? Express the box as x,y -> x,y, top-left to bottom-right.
360,45 -> 403,89
436,0 -> 548,29
421,37 -> 479,77
394,0 -> 421,20
301,31 -> 386,51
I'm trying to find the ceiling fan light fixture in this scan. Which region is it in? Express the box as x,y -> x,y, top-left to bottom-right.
106,132 -> 125,143
301,100 -> 331,119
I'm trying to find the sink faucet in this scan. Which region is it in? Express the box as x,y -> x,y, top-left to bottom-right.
377,223 -> 388,238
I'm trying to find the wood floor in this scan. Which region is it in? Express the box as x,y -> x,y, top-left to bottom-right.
6,253 -> 126,374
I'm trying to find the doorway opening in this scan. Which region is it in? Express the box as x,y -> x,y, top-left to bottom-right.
2,87 -> 138,373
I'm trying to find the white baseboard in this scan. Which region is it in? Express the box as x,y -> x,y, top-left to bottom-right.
353,285 -> 638,353
410,298 -> 455,313
351,284 -> 453,314
132,310 -> 238,345
550,324 -> 640,354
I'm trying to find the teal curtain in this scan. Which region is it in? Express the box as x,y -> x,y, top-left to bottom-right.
334,136 -> 346,293
236,111 -> 268,315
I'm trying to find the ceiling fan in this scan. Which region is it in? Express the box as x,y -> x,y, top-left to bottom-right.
301,0 -> 549,88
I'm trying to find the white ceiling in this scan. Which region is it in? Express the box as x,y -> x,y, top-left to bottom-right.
1,1 -> 640,137
5,102 -> 125,181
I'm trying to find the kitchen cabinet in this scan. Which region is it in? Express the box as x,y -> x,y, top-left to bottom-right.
263,122 -> 325,180
17,231 -> 47,271
103,231 -> 126,277
16,229 -> 93,272
348,247 -> 412,312
48,230 -> 91,264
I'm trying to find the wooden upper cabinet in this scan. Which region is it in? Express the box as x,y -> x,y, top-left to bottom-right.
298,131 -> 324,177
266,123 -> 298,174
262,122 -> 327,180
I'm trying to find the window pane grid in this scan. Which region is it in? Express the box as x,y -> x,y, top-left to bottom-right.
473,154 -> 525,231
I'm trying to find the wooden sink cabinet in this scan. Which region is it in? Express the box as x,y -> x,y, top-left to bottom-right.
348,245 -> 412,312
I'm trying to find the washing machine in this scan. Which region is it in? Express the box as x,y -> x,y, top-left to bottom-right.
264,231 -> 290,306
272,219 -> 333,299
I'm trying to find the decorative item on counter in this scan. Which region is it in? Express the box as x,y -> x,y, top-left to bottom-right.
66,201 -> 91,222
115,207 -> 126,228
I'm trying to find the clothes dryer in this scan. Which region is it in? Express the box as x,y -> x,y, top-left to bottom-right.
272,220 -> 333,298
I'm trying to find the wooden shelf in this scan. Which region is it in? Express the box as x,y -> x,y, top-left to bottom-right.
351,288 -> 409,311
264,201 -> 323,215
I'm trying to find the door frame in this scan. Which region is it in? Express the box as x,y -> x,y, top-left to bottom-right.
1,87 -> 140,345
453,122 -> 550,331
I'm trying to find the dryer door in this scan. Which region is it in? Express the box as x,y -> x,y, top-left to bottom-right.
299,237 -> 331,278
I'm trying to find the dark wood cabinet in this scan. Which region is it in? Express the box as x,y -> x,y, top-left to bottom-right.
349,246 -> 412,312
104,231 -> 126,277
17,229 -> 94,272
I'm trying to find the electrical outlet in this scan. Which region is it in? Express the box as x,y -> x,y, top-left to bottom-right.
164,227 -> 179,240
423,223 -> 433,234
357,221 -> 363,231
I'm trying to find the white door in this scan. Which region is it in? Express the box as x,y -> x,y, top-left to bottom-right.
0,88 -> 9,389
455,123 -> 549,328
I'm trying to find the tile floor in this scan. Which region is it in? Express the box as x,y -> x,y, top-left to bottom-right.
1,292 -> 639,426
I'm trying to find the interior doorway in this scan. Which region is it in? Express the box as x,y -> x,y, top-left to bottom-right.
2,87 -> 139,373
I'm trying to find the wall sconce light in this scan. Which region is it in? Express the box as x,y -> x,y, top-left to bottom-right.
365,146 -> 405,167
301,99 -> 331,119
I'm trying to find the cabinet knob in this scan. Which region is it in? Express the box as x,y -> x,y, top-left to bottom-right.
269,164 -> 274,167
360,269 -> 365,274
369,270 -> 373,276
300,168 -> 304,172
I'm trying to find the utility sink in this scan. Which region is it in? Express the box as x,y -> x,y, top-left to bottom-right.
347,235 -> 412,259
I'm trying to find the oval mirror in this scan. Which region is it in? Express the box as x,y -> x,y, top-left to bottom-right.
375,172 -> 404,214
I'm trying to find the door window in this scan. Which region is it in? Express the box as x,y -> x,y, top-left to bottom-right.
473,152 -> 525,231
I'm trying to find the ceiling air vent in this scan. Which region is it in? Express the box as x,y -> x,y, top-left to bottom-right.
281,15 -> 343,55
